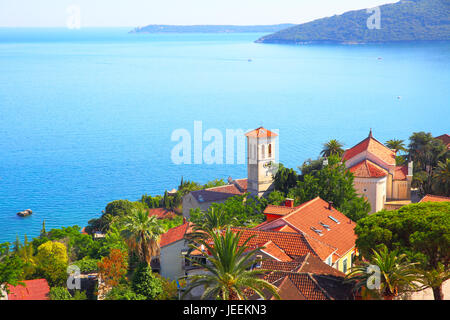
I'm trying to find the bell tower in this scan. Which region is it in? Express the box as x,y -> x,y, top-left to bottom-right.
245,127 -> 278,197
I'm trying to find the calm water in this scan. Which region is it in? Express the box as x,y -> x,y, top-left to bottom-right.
0,28 -> 449,243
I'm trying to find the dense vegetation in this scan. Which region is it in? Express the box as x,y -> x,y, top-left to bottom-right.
257,0 -> 450,44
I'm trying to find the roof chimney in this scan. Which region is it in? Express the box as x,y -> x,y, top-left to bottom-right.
328,201 -> 333,210
285,198 -> 294,208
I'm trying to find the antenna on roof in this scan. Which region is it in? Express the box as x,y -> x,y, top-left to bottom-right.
369,128 -> 373,138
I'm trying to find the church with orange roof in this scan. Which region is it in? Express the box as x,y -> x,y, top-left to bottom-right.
342,130 -> 413,213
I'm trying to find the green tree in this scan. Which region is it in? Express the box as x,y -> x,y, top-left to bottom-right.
415,263 -> 450,300
432,159 -> 450,196
273,163 -> 298,194
267,190 -> 287,206
0,243 -> 25,296
346,247 -> 419,300
120,209 -> 165,265
104,284 -> 146,300
35,241 -> 69,286
386,139 -> 407,153
183,228 -> 280,300
132,264 -> 163,300
355,202 -> 450,299
320,139 -> 344,158
49,287 -> 87,300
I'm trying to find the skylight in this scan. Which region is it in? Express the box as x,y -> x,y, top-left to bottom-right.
310,227 -> 323,236
320,222 -> 331,230
328,215 -> 340,224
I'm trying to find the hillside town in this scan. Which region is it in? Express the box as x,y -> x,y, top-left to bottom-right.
1,129 -> 449,301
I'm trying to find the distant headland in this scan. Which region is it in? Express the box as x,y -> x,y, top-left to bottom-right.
256,0 -> 450,44
129,24 -> 295,34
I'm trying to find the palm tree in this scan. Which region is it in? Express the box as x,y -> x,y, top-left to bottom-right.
432,159 -> 450,196
320,139 -> 344,158
182,228 -> 280,300
415,263 -> 450,300
120,208 -> 165,265
385,139 -> 407,154
346,247 -> 419,300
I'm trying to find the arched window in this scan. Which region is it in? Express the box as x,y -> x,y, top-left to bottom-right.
268,144 -> 272,157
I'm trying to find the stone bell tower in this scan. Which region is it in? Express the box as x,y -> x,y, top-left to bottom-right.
245,127 -> 278,197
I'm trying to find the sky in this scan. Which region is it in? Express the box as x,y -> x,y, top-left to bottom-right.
0,0 -> 398,27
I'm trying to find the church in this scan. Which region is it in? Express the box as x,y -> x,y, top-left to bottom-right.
343,130 -> 413,213
182,127 -> 278,218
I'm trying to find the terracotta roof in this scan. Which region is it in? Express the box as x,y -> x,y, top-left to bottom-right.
7,279 -> 50,300
419,194 -> 450,203
278,225 -> 298,233
148,208 -> 177,220
435,134 -> 450,149
343,132 -> 396,166
393,165 -> 409,180
257,197 -> 356,258
245,127 -> 278,138
160,222 -> 193,248
349,160 -> 388,178
262,272 -> 351,300
230,227 -> 324,259
190,182 -> 246,203
233,179 -> 248,192
261,241 -> 293,262
264,205 -> 297,216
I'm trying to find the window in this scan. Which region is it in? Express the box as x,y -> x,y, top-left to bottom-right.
261,145 -> 265,158
335,260 -> 339,270
343,258 -> 348,273
327,256 -> 332,266
268,144 -> 272,157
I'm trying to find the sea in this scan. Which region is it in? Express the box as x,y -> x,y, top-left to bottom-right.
0,28 -> 449,243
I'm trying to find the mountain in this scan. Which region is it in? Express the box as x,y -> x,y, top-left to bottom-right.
257,0 -> 450,44
130,24 -> 295,34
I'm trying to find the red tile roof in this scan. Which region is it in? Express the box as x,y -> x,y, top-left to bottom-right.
7,279 -> 50,300
148,208 -> 177,220
419,194 -> 450,203
257,197 -> 356,258
349,160 -> 388,178
393,165 -> 408,180
230,227 -> 334,260
160,222 -> 193,248
263,205 -> 297,216
261,241 -> 293,262
435,134 -> 450,149
343,132 -> 396,166
245,127 -> 278,138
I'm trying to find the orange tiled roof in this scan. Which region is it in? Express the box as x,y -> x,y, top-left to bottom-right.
7,279 -> 50,300
148,208 -> 177,219
261,241 -> 293,262
233,178 -> 248,192
349,160 -> 388,178
245,127 -> 278,138
278,225 -> 298,233
343,132 -> 396,166
419,194 -> 450,203
230,227 -> 325,259
393,165 -> 408,180
264,205 -> 297,216
257,197 -> 356,258
190,180 -> 246,203
160,222 -> 193,248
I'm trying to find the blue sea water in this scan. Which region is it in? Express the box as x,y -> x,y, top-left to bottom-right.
0,28 -> 449,244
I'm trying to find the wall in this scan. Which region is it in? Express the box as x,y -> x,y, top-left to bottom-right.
160,240 -> 188,281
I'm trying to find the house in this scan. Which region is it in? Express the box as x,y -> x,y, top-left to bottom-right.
182,178 -> 248,218
182,126 -> 279,218
342,130 -> 413,213
255,197 -> 357,274
435,134 -> 450,150
158,222 -> 194,280
419,194 -> 450,203
3,279 -> 50,300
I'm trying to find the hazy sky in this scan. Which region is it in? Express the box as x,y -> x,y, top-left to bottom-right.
0,0 -> 398,27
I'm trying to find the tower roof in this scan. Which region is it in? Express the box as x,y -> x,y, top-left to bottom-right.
245,127 -> 278,138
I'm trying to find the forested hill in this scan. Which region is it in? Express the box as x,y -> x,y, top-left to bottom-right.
256,0 -> 450,44
130,24 -> 295,34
